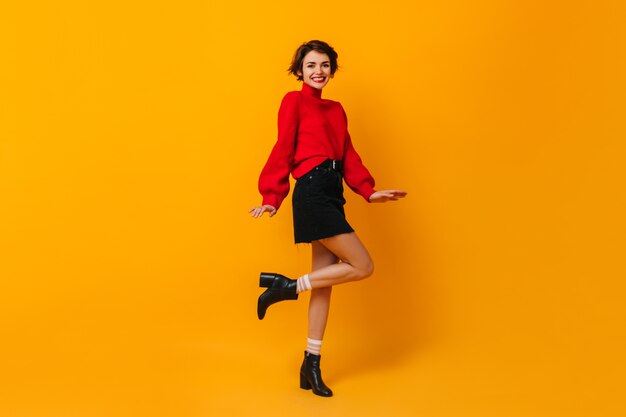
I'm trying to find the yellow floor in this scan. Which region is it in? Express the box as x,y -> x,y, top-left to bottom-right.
1,283 -> 622,417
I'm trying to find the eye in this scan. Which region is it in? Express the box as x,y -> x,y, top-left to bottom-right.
323,63 -> 330,68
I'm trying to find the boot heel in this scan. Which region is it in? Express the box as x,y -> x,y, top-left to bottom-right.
259,273 -> 276,288
300,373 -> 311,390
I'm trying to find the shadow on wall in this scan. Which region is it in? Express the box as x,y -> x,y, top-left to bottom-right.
329,200 -> 439,381
326,87 -> 443,380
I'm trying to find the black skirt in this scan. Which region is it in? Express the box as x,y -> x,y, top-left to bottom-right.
292,159 -> 355,244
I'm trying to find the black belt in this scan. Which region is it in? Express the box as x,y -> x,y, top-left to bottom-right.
315,159 -> 343,173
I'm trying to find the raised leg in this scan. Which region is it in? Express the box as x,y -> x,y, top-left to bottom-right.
257,232 -> 373,320
307,232 -> 374,288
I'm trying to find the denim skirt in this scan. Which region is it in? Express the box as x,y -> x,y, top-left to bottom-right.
292,159 -> 355,244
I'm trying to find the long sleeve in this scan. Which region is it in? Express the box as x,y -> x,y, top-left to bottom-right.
343,129 -> 377,202
258,92 -> 299,210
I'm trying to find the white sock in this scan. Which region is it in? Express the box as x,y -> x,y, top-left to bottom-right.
296,274 -> 312,293
307,338 -> 322,355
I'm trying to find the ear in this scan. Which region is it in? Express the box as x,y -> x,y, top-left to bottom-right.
296,70 -> 302,77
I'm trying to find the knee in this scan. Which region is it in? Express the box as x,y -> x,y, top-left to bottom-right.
356,258 -> 374,280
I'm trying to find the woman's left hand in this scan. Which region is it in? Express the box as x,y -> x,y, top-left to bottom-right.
368,190 -> 408,203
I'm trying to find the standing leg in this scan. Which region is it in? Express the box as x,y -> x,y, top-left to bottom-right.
308,240 -> 338,341
300,240 -> 338,397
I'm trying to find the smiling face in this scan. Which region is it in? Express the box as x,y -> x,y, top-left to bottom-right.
297,50 -> 332,90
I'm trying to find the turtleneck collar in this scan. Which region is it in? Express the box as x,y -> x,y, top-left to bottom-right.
301,82 -> 323,99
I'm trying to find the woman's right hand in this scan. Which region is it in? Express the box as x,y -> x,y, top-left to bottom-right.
248,204 -> 277,218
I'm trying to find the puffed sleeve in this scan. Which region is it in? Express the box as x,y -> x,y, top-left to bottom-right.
341,107 -> 377,202
258,92 -> 299,210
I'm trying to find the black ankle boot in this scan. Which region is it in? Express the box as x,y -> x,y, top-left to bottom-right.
257,272 -> 298,320
300,351 -> 333,397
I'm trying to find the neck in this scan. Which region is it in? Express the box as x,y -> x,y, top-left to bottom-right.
301,82 -> 323,99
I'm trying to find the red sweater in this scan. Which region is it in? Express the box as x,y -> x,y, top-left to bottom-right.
258,82 -> 377,210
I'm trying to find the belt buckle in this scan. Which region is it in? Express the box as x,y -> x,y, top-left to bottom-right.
332,160 -> 336,170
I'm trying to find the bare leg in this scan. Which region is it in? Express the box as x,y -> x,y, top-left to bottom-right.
257,233 -> 373,321
306,232 -> 374,289
308,241 -> 338,340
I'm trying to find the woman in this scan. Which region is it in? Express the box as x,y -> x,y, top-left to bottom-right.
249,40 -> 407,397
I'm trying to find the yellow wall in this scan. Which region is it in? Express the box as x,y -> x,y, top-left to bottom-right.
1,1 -> 624,416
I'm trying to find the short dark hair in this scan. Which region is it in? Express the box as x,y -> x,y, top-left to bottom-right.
287,40 -> 339,81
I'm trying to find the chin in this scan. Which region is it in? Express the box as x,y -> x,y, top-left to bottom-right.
311,82 -> 328,89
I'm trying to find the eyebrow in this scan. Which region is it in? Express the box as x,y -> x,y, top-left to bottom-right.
305,61 -> 330,64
